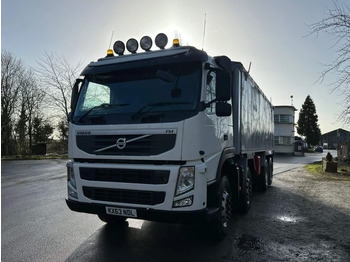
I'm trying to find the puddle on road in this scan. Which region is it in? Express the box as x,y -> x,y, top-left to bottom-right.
277,215 -> 299,223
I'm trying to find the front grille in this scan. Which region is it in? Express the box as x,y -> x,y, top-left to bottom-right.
83,187 -> 165,205
80,167 -> 169,184
76,134 -> 176,156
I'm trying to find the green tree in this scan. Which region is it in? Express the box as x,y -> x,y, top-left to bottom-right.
297,95 -> 322,147
57,119 -> 68,142
32,116 -> 54,144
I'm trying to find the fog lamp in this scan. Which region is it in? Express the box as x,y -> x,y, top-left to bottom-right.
113,40 -> 125,55
155,33 -> 168,49
140,36 -> 152,51
173,196 -> 193,208
126,38 -> 138,53
68,186 -> 78,199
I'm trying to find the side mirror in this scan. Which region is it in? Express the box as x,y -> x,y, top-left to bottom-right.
71,79 -> 83,111
216,102 -> 231,117
216,70 -> 231,101
214,56 -> 232,72
68,112 -> 73,122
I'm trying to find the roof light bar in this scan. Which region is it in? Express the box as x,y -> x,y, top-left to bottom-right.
111,33 -> 170,57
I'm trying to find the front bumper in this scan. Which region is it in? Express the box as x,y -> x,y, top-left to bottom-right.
66,198 -> 218,224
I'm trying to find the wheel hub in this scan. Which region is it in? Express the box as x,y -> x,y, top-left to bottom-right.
221,191 -> 232,227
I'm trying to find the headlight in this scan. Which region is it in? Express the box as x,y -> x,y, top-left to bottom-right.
175,166 -> 195,196
66,161 -> 76,189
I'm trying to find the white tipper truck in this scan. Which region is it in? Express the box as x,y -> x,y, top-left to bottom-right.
66,33 -> 274,239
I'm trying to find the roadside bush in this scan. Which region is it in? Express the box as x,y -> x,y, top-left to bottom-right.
46,140 -> 67,155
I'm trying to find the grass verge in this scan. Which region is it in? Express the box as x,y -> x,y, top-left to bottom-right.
1,154 -> 68,161
305,161 -> 350,181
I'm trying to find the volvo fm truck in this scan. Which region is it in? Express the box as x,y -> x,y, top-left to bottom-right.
66,33 -> 274,239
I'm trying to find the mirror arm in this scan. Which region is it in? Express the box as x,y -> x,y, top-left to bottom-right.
200,99 -> 218,111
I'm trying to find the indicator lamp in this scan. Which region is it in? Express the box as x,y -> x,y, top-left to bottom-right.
113,40 -> 125,56
106,49 -> 114,57
172,38 -> 180,47
126,38 -> 138,53
155,33 -> 168,49
140,36 -> 152,51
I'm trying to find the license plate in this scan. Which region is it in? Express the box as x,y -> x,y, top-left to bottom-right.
105,207 -> 137,218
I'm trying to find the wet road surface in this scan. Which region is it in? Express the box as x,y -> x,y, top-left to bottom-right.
2,151 -> 349,261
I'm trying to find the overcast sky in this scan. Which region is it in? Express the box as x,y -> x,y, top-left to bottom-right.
2,0 -> 349,134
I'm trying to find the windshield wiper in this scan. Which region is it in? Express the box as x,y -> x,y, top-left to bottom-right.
131,102 -> 190,120
78,103 -> 129,123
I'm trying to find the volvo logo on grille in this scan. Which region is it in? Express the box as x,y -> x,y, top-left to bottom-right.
116,138 -> 127,149
94,134 -> 152,153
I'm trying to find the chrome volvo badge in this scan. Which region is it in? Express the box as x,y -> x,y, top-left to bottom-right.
116,138 -> 127,149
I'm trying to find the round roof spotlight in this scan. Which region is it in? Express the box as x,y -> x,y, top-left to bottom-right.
113,40 -> 125,56
155,33 -> 168,49
126,38 -> 138,53
140,36 -> 153,51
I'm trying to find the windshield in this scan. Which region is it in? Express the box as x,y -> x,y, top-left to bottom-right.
74,62 -> 201,124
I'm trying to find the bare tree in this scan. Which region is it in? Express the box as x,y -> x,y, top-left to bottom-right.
1,51 -> 25,155
35,52 -> 83,123
2,51 -> 47,156
22,69 -> 45,151
309,1 -> 350,126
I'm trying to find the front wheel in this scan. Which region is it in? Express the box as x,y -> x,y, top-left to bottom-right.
210,176 -> 232,240
237,167 -> 252,214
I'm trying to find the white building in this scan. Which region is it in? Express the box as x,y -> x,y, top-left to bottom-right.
274,105 -> 297,154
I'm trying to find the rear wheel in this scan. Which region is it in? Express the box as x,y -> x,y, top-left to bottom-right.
258,159 -> 269,191
268,157 -> 273,186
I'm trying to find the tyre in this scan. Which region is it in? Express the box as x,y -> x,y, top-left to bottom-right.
268,157 -> 273,186
210,176 -> 232,240
98,214 -> 127,225
258,159 -> 269,191
237,167 -> 252,214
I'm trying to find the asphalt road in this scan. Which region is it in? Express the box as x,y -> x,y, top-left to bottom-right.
1,150 -> 338,262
